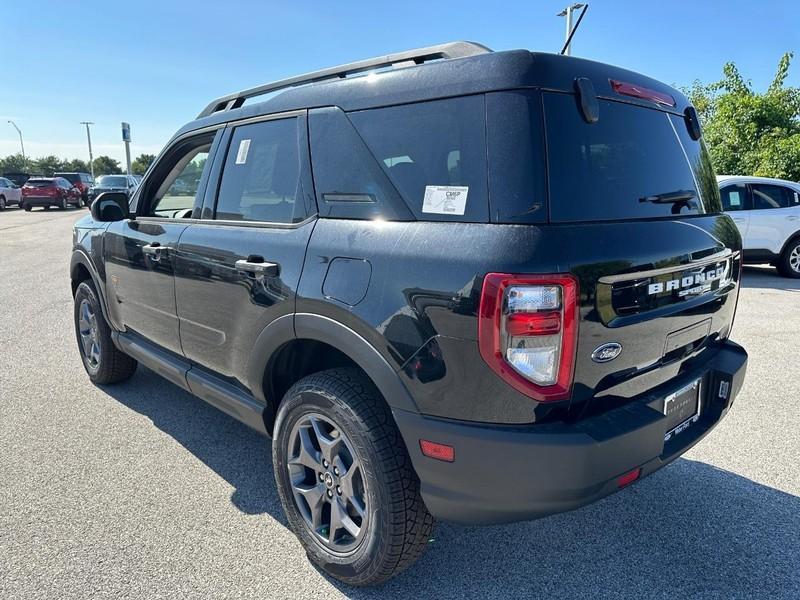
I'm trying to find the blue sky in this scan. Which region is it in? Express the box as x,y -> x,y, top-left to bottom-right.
2,0 -> 798,164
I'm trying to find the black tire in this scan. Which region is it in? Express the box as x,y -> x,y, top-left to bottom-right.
273,368 -> 433,587
73,280 -> 137,384
0,196 -> 6,210
59,196 -> 68,210
777,237 -> 800,279
23,204 -> 31,212
43,206 -> 50,211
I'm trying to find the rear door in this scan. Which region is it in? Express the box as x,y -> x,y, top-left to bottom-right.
103,130 -> 219,355
174,112 -> 316,387
720,182 -> 751,244
746,182 -> 800,254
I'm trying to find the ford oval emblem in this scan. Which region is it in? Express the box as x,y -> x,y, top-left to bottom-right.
591,343 -> 622,363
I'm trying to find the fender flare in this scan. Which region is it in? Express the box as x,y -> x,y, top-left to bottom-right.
245,312 -> 419,415
70,249 -> 113,326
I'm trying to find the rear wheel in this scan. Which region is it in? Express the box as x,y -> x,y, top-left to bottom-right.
778,238 -> 800,278
73,280 -> 137,384
273,368 -> 433,586
0,196 -> 6,210
23,204 -> 31,211
59,196 -> 68,210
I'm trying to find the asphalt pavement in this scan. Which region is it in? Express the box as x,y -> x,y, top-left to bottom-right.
1,206 -> 798,599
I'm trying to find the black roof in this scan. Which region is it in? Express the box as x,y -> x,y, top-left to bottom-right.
174,45 -> 691,141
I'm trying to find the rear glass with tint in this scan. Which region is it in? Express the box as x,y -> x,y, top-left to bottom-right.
25,179 -> 54,187
347,95 -> 488,222
544,93 -> 705,222
56,173 -> 80,184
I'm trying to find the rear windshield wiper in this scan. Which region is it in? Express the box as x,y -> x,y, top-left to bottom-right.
639,190 -> 697,214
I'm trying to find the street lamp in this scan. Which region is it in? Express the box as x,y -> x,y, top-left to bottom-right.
80,121 -> 95,180
557,3 -> 586,56
7,120 -> 27,169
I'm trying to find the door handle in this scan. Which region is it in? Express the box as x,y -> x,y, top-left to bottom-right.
142,243 -> 168,261
235,257 -> 280,278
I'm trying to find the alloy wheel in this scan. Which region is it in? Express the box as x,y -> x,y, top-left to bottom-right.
790,244 -> 800,274
78,299 -> 101,369
287,413 -> 368,554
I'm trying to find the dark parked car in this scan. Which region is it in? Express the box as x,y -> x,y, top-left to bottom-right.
3,172 -> 32,187
70,42 -> 748,586
54,172 -> 94,206
22,177 -> 81,210
87,174 -> 138,205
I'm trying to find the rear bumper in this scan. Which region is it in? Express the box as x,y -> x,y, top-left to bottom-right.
23,196 -> 63,206
394,340 -> 747,525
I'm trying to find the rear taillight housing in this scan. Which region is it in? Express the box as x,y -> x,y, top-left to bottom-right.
478,274 -> 579,402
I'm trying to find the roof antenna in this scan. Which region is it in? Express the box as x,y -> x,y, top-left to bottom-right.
558,3 -> 589,55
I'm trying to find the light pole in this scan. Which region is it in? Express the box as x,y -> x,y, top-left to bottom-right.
7,120 -> 26,169
80,121 -> 95,180
557,3 -> 586,56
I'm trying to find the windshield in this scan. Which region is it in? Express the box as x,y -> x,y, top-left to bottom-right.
96,176 -> 128,187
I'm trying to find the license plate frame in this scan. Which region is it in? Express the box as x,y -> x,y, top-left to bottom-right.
663,378 -> 702,442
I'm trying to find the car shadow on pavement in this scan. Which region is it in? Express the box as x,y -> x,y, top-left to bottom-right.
741,265 -> 800,290
102,368 -> 800,599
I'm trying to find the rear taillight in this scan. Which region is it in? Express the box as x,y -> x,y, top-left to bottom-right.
478,274 -> 579,402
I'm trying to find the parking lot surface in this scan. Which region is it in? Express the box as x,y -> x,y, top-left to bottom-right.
1,207 -> 798,599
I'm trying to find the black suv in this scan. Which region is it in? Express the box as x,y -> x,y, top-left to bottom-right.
70,42 -> 748,586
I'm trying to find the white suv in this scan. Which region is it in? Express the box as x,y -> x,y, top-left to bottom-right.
718,175 -> 800,278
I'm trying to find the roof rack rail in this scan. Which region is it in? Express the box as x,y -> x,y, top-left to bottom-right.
197,41 -> 492,118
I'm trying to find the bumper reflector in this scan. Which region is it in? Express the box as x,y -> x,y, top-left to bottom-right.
420,439 -> 455,462
617,468 -> 641,488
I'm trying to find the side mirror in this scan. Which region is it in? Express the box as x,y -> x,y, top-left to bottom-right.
90,192 -> 130,222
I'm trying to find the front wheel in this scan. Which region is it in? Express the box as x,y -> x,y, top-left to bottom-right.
0,196 -> 6,210
23,203 -> 31,211
778,238 -> 800,279
272,368 -> 433,586
74,280 -> 138,384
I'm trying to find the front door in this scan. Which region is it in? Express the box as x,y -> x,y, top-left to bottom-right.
104,131 -> 219,355
174,114 -> 316,387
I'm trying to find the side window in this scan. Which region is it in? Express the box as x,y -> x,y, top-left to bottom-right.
0,179 -> 6,188
138,134 -> 215,219
750,184 -> 792,210
347,95 -> 488,222
720,184 -> 747,212
214,118 -> 304,223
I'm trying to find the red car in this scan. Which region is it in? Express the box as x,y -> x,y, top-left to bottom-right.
21,177 -> 81,211
54,172 -> 94,206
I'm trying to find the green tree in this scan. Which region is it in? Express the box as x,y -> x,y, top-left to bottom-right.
0,153 -> 29,173
685,52 -> 800,181
31,155 -> 65,176
92,156 -> 122,176
131,153 -> 156,175
61,158 -> 91,173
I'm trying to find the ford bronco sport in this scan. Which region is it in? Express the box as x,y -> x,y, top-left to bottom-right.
70,42 -> 748,586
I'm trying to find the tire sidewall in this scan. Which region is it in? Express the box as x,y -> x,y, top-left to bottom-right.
73,280 -> 117,381
780,239 -> 800,278
273,385 -> 392,580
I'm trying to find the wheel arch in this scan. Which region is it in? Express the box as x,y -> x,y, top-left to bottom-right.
780,230 -> 800,257
247,313 -> 419,434
70,250 -> 112,325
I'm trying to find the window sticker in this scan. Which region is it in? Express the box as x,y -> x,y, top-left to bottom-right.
728,191 -> 741,207
235,139 -> 251,165
422,185 -> 468,216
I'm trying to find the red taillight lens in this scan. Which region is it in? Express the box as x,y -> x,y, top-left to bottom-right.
609,79 -> 675,107
478,274 -> 578,402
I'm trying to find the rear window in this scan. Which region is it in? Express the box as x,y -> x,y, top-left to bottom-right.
544,93 -> 708,222
25,179 -> 54,188
55,173 -> 79,184
348,95 -> 488,222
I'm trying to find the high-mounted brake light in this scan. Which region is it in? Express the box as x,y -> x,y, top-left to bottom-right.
609,79 -> 675,107
478,274 -> 579,402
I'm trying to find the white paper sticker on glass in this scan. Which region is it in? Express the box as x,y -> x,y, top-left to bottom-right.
422,185 -> 468,216
235,139 -> 251,165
